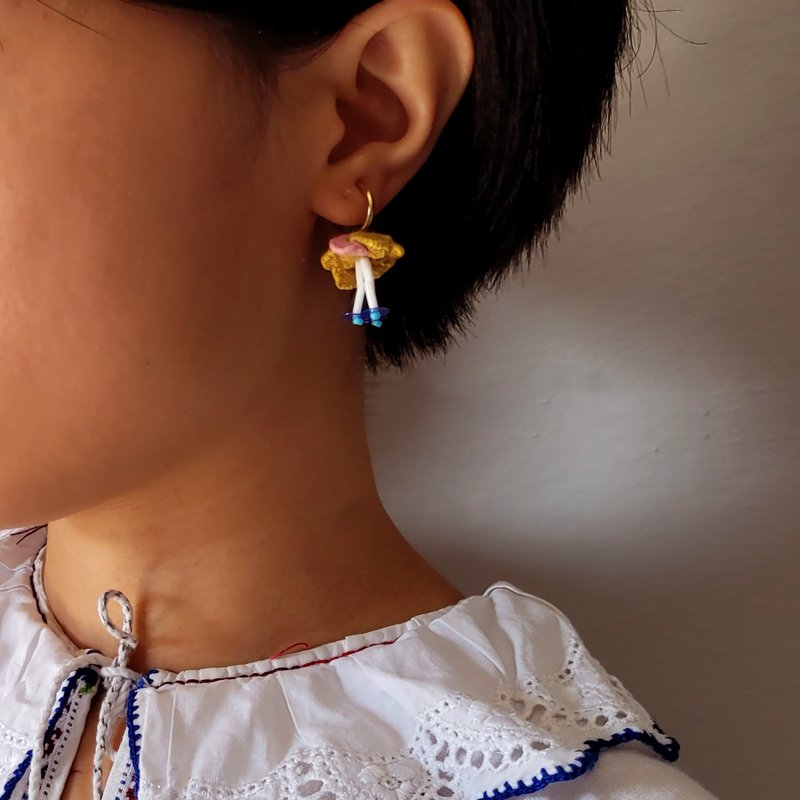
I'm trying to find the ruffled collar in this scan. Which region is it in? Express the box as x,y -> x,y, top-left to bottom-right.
0,527 -> 680,800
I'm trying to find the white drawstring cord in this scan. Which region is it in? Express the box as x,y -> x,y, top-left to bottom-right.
26,652 -> 110,800
25,590 -> 139,800
91,590 -> 139,800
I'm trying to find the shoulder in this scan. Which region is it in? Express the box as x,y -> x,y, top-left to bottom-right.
528,748 -> 719,798
129,579 -> 711,799
412,581 -> 718,798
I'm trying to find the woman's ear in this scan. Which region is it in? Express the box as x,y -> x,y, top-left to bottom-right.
296,0 -> 474,227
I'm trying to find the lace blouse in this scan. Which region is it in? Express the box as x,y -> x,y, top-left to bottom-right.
0,527 -> 718,800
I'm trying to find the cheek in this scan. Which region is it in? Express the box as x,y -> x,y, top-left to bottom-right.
0,12 -> 273,522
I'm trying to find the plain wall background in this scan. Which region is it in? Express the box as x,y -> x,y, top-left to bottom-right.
366,2 -> 799,798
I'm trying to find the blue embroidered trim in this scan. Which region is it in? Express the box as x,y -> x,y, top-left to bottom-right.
0,752 -> 31,800
479,723 -> 681,799
0,668 -> 96,800
127,669 -> 157,800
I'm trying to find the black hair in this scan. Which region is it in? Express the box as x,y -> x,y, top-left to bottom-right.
122,1 -> 644,375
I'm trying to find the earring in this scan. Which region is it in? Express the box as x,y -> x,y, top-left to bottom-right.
320,181 -> 405,327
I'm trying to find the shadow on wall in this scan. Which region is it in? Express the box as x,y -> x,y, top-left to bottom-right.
367,2 -> 800,798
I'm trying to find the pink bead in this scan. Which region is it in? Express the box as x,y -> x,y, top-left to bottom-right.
329,234 -> 369,257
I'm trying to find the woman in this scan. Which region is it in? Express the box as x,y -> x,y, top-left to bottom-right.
0,1 -> 718,799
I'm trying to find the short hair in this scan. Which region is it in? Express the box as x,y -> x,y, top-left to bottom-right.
125,1 -> 643,375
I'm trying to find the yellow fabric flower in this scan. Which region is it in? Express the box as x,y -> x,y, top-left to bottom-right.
320,232 -> 405,290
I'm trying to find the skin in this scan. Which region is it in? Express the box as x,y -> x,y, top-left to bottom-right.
0,0 -> 474,674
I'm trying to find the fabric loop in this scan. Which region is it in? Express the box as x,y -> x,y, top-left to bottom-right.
92,589 -> 139,800
25,582 -> 140,800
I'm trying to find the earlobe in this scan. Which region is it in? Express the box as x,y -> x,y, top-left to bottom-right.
308,0 -> 474,228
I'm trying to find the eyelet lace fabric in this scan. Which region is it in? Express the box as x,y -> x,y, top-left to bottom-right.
135,627 -> 677,800
0,528 -> 681,800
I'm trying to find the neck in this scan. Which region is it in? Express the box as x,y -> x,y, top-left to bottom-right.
40,382 -> 463,674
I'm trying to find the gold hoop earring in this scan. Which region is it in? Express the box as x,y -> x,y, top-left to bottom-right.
320,182 -> 405,328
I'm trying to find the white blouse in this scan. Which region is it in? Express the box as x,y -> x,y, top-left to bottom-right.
0,527 -> 718,800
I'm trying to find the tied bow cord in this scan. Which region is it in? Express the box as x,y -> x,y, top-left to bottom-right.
26,543 -> 308,800
91,590 -> 139,800
26,590 -> 139,800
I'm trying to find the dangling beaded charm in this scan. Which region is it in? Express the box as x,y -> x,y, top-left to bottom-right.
320,182 -> 405,327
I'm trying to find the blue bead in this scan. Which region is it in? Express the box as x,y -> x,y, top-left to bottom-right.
371,319 -> 383,328
352,316 -> 364,325
369,308 -> 382,320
